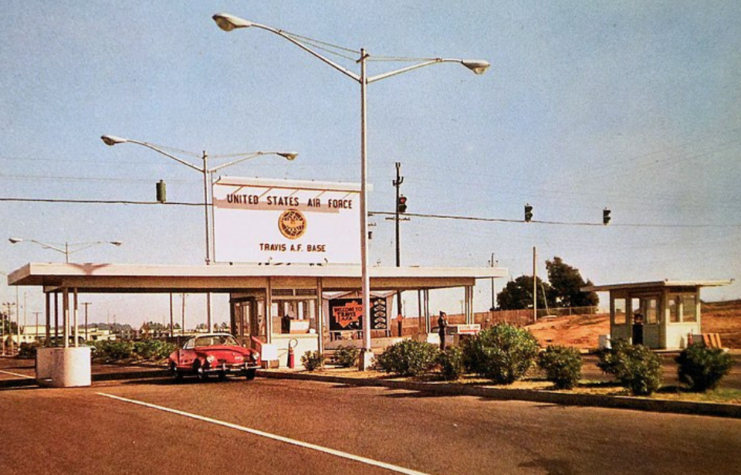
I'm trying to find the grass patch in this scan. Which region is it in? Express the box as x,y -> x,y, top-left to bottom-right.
651,387 -> 741,405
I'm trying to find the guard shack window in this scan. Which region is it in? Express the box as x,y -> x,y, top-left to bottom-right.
613,298 -> 627,325
669,294 -> 697,323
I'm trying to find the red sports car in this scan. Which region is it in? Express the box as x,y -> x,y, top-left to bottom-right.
168,333 -> 260,382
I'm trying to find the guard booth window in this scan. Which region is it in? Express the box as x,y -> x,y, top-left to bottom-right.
682,295 -> 697,322
613,298 -> 627,324
669,294 -> 697,323
273,300 -> 317,334
668,297 -> 680,323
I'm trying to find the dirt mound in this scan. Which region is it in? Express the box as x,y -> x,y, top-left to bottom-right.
526,313 -> 609,349
524,300 -> 741,349
702,300 -> 741,349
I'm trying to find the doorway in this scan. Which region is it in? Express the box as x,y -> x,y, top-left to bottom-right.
231,297 -> 266,347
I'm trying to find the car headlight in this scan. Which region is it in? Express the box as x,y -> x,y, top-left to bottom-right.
206,355 -> 216,364
251,352 -> 260,361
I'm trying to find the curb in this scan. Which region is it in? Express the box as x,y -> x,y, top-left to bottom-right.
257,370 -> 741,419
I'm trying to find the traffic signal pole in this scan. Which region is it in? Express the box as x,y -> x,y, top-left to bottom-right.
393,162 -> 404,329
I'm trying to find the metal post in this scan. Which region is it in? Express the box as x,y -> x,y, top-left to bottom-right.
490,253 -> 496,311
54,292 -> 59,343
63,288 -> 69,348
181,293 -> 186,336
359,48 -> 373,369
45,292 -> 50,346
15,286 -> 19,353
533,246 -> 538,322
202,151 -> 213,330
82,302 -> 91,341
394,162 -> 404,322
73,289 -> 79,348
1,304 -> 5,355
169,293 -> 174,340
316,277 -> 324,353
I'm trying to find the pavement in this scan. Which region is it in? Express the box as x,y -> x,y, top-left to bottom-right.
2,352 -> 740,419
3,371 -> 740,475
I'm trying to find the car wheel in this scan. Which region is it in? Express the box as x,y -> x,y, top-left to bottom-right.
246,368 -> 257,381
170,362 -> 183,382
195,362 -> 209,382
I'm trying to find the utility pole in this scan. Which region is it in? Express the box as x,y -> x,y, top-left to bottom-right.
533,247 -> 538,322
1,308 -> 5,355
3,302 -> 16,354
170,293 -> 174,341
81,302 -> 92,341
489,253 -> 497,311
33,312 -> 41,342
181,293 -> 187,336
393,162 -> 404,334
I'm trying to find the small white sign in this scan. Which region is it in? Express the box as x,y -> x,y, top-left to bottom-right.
213,177 -> 362,264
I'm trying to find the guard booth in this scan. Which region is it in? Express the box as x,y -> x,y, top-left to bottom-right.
582,280 -> 732,350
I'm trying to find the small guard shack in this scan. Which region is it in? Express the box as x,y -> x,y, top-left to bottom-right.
582,280 -> 732,350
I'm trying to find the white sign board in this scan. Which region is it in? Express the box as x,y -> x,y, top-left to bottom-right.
213,176 -> 361,264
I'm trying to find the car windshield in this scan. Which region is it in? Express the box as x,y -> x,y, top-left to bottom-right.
194,335 -> 238,347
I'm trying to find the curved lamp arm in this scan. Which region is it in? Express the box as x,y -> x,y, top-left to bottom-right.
101,135 -> 203,173
212,13 -> 490,84
213,13 -> 360,83
9,238 -> 66,255
368,58 -> 490,84
67,241 -> 123,256
209,151 -> 298,174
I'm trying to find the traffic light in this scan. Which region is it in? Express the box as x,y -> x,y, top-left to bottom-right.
603,208 -> 611,225
397,195 -> 408,214
156,180 -> 167,203
524,203 -> 533,222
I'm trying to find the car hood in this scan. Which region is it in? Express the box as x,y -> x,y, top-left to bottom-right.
194,345 -> 253,356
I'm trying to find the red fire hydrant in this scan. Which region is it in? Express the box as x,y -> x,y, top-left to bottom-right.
287,345 -> 295,369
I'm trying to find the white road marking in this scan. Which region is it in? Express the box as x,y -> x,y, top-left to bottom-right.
0,369 -> 35,379
98,392 -> 432,475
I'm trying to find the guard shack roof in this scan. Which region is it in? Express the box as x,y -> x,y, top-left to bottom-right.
7,262 -> 508,293
581,280 -> 733,293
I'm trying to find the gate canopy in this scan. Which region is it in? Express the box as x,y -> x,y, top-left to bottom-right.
8,262 -> 508,294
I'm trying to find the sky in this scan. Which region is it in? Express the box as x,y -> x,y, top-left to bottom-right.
1,1 -> 740,328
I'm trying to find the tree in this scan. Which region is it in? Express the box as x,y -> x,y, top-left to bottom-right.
545,257 -> 599,308
497,275 -> 554,310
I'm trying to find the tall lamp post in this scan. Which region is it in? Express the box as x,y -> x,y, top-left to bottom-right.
9,238 -> 122,263
100,135 -> 297,328
212,12 -> 490,369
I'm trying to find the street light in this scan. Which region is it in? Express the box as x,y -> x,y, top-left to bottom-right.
212,12 -> 490,369
9,238 -> 122,263
100,135 -> 297,327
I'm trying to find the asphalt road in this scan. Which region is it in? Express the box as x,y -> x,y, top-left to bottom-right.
1,359 -> 741,475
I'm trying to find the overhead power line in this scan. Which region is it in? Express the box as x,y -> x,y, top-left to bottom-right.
369,211 -> 741,229
0,197 -> 738,228
0,197 -> 201,206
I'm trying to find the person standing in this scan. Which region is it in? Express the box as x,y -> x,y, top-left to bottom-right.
437,311 -> 449,351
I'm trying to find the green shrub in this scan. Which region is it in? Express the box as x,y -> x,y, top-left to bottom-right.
134,339 -> 178,361
463,324 -> 539,385
334,345 -> 360,368
437,346 -> 466,381
597,340 -> 662,396
374,339 -> 439,377
301,350 -> 325,372
537,345 -> 582,390
93,340 -> 134,362
676,345 -> 733,392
